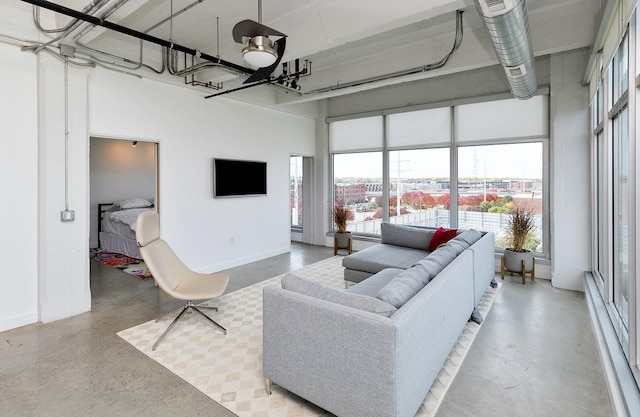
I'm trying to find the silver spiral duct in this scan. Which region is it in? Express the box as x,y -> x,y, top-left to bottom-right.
474,0 -> 537,99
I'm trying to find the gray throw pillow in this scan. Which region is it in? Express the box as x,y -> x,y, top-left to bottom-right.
375,265 -> 431,309
282,273 -> 397,317
380,222 -> 434,250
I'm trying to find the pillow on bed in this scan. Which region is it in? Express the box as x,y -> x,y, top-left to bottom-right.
117,198 -> 153,209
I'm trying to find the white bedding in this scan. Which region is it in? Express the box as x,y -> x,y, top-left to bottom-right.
100,206 -> 153,258
107,207 -> 152,231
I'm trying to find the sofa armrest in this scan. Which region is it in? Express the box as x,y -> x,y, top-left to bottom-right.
391,250 -> 475,417
468,231 -> 496,305
263,285 -> 397,417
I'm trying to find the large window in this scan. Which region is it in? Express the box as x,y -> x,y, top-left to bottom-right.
333,152 -> 382,234
329,96 -> 549,253
389,148 -> 450,228
613,106 -> 630,342
587,6 -> 640,403
458,143 -> 543,253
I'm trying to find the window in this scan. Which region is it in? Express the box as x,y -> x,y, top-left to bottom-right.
458,143 -> 543,252
333,152 -> 382,234
329,96 -> 549,253
389,148 -> 450,228
290,156 -> 303,228
613,106 -> 630,343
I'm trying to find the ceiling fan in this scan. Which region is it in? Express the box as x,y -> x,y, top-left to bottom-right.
232,0 -> 287,84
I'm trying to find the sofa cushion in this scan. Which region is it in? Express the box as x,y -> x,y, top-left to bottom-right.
428,227 -> 458,251
451,229 -> 483,246
426,244 -> 459,267
413,257 -> 444,279
375,265 -> 432,308
342,244 -> 429,275
347,268 -> 404,297
281,273 -> 397,317
381,222 -> 434,250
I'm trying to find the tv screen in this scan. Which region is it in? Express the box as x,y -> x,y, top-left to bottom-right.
213,158 -> 267,197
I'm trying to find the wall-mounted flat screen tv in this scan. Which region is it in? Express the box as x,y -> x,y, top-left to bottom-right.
213,158 -> 267,197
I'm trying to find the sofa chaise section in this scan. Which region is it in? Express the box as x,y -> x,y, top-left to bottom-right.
262,250 -> 475,417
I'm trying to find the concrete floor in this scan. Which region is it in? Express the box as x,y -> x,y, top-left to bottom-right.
0,243 -> 612,417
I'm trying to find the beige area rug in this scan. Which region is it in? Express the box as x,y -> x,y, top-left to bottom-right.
118,256 -> 501,417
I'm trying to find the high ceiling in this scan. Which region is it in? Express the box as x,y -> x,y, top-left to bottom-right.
24,0 -> 599,103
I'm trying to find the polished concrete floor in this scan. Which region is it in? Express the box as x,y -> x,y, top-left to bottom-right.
0,243 -> 612,417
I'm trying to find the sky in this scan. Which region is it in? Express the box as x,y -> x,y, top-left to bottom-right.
333,142 -> 543,180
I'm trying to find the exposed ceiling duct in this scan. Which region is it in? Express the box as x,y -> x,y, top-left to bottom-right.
474,0 -> 537,99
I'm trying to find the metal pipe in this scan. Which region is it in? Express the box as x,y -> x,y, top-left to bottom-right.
204,65 -> 309,98
22,0 -> 254,76
73,0 -> 204,74
33,0 -> 111,53
32,0 -> 106,34
64,60 -> 69,211
303,11 -> 464,96
474,0 -> 537,99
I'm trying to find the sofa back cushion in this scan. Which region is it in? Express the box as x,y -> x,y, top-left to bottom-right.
451,229 -> 483,246
376,233 -> 479,308
375,265 -> 432,308
282,273 -> 397,317
381,222 -> 435,250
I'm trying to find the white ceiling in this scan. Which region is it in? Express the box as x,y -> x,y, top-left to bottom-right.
35,0 -> 599,102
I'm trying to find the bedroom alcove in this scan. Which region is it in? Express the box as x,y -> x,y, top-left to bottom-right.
89,137 -> 158,261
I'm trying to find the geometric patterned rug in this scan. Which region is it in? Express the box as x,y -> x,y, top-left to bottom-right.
90,248 -> 153,280
117,256 -> 501,417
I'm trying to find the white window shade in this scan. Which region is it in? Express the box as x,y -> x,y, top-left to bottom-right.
329,116 -> 383,152
388,107 -> 451,148
456,95 -> 548,142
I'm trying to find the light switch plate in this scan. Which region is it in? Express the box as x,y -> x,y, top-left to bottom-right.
60,210 -> 75,222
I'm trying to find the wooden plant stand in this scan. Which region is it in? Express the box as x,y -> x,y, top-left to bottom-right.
334,237 -> 352,255
501,256 -> 535,284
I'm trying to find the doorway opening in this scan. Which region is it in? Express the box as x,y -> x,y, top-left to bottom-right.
89,136 -> 159,257
290,155 -> 313,244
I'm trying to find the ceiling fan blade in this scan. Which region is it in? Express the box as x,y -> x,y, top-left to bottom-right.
232,19 -> 286,43
243,37 -> 286,84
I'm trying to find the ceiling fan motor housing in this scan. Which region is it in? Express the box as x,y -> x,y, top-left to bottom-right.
242,35 -> 278,67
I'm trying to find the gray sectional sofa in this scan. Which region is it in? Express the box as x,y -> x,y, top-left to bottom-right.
262,223 -> 495,417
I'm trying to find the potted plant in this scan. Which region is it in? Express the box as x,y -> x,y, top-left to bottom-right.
333,203 -> 354,253
503,205 -> 536,278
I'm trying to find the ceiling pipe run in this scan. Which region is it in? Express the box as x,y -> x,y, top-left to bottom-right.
474,0 -> 537,99
21,0 -> 254,76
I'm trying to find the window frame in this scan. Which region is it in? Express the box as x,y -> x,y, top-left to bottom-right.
328,94 -> 550,259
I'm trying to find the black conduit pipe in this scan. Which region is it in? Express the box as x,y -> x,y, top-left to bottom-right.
21,0 -> 254,76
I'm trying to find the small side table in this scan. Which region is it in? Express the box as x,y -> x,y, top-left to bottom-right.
500,256 -> 535,284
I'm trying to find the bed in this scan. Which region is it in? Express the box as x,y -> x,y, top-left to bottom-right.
98,197 -> 154,259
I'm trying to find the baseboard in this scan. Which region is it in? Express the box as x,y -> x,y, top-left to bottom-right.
584,272 -> 640,417
199,246 -> 291,273
0,311 -> 38,333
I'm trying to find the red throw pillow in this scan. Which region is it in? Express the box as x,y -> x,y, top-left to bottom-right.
429,227 -> 457,251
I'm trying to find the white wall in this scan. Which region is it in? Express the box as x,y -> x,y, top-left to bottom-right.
88,69 -> 317,273
0,13 -> 317,331
549,50 -> 592,291
89,138 -> 157,247
0,42 -> 38,332
37,53 -> 92,324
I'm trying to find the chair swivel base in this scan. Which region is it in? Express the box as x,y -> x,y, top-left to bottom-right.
152,300 -> 226,351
